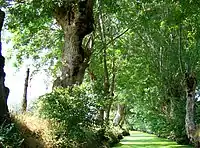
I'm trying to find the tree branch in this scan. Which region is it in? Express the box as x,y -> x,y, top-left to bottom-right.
97,28 -> 129,54
106,28 -> 129,47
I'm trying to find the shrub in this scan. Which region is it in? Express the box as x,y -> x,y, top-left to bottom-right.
33,86 -> 98,146
0,122 -> 24,147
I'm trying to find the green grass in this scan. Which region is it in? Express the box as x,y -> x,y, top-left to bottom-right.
113,131 -> 193,148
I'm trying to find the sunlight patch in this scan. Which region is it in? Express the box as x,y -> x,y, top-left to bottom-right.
120,141 -> 176,145
123,136 -> 155,140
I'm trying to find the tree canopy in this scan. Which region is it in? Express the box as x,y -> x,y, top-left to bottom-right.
1,0 -> 200,147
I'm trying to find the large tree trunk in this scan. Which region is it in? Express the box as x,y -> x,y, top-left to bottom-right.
0,9 -> 10,124
22,68 -> 30,113
185,72 -> 199,147
53,0 -> 94,88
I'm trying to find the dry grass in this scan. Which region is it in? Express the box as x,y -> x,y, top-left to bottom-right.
9,113 -> 120,148
11,113 -> 57,148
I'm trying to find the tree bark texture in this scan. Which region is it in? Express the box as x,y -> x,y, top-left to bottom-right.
0,9 -> 10,124
53,0 -> 94,88
185,72 -> 199,146
22,68 -> 30,113
113,104 -> 125,126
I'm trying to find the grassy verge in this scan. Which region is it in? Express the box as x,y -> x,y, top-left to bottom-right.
113,131 -> 193,148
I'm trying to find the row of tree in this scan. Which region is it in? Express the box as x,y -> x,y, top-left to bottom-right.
1,0 -> 200,147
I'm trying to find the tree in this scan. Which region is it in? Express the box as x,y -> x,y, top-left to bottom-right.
21,68 -> 30,113
3,0 -> 200,145
89,0 -> 129,126
0,9 -> 9,124
53,0 -> 94,87
113,104 -> 125,126
114,0 -> 200,145
5,0 -> 94,88
185,72 -> 199,146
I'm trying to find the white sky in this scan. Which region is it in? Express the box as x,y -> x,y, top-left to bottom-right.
2,41 -> 52,111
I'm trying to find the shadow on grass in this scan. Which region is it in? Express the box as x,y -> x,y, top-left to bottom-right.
113,131 -> 193,148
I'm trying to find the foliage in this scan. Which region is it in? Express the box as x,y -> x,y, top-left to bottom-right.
0,123 -> 24,147
104,0 -> 200,145
33,86 -> 99,146
2,0 -> 200,146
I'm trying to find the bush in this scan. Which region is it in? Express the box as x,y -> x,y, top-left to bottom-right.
33,86 -> 98,146
0,123 -> 24,147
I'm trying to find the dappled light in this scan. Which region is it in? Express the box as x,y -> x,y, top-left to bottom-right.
113,131 -> 193,148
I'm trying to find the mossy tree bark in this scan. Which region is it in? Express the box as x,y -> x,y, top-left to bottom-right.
0,9 -> 10,124
185,72 -> 200,147
53,0 -> 94,88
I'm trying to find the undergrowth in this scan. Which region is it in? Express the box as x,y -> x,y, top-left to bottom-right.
0,121 -> 23,147
1,86 -> 122,148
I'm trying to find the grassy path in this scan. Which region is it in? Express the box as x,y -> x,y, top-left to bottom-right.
113,131 -> 193,148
